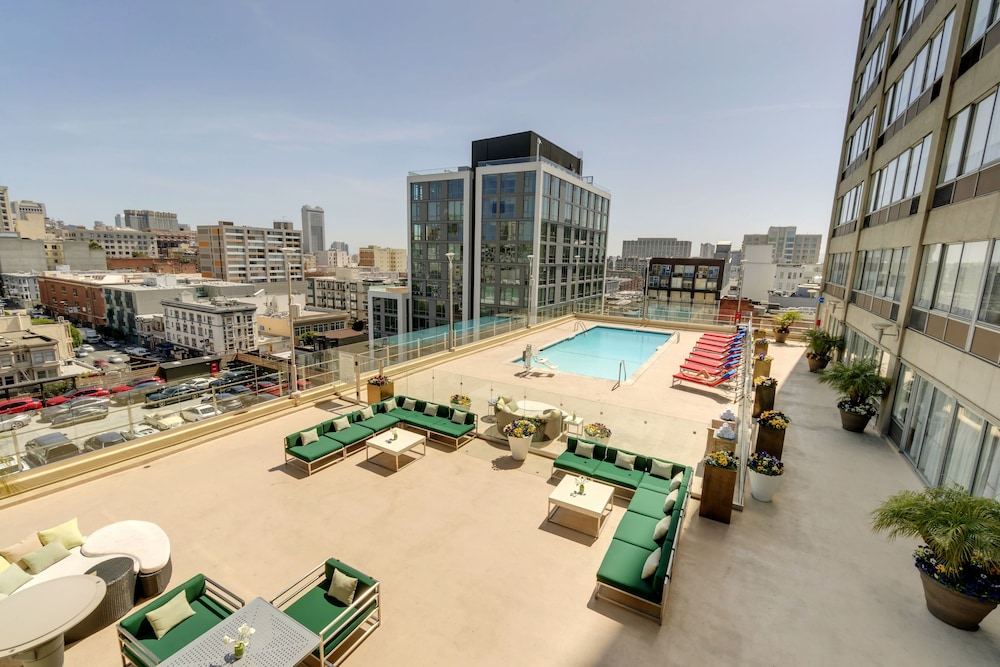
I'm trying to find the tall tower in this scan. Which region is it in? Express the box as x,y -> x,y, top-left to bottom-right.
301,206 -> 326,255
0,186 -> 12,233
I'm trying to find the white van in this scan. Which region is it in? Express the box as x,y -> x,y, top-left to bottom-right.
79,328 -> 102,344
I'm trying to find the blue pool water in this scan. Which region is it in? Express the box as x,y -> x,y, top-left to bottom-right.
517,326 -> 672,381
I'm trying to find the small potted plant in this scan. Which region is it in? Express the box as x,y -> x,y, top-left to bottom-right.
746,451 -> 784,502
871,486 -> 1000,630
752,376 -> 778,417
753,353 -> 774,378
753,335 -> 769,356
756,409 -> 790,460
804,329 -> 844,372
366,374 -> 394,403
772,311 -> 803,343
817,358 -> 890,432
583,422 -> 612,444
700,450 -> 739,524
450,393 -> 471,408
224,623 -> 255,660
502,418 -> 538,461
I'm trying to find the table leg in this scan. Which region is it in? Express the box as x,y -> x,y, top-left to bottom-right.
14,634 -> 64,667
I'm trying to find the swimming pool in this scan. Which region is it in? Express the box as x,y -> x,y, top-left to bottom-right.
517,326 -> 673,381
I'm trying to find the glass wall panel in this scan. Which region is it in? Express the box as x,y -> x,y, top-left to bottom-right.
978,241 -> 1000,325
973,425 -> 1000,501
951,241 -> 988,319
942,406 -> 985,490
915,389 -> 955,484
932,243 -> 962,311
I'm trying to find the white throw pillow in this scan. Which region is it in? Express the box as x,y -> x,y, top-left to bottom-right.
359,406 -> 374,420
402,398 -> 416,411
423,403 -> 439,416
670,471 -> 684,492
575,442 -> 595,459
615,451 -> 636,471
299,429 -> 319,446
332,417 -> 350,432
641,547 -> 661,579
650,459 -> 673,479
653,515 -> 673,541
451,410 -> 467,425
663,489 -> 679,514
382,400 -> 396,413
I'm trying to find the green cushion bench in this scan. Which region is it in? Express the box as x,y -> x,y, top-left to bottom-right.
384,396 -> 478,448
553,437 -> 668,498
271,557 -> 381,667
284,412 -> 381,476
117,574 -> 244,667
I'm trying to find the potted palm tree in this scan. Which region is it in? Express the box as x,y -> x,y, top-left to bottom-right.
772,311 -> 803,344
803,329 -> 844,372
817,358 -> 890,432
871,487 -> 1000,630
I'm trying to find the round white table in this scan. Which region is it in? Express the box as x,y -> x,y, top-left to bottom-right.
510,400 -> 560,418
0,575 -> 106,667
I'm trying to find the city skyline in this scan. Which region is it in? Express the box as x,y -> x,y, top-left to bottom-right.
1,2 -> 861,255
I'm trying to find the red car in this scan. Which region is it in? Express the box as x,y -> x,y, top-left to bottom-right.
110,377 -> 166,393
44,387 -> 111,407
250,380 -> 281,396
0,397 -> 43,415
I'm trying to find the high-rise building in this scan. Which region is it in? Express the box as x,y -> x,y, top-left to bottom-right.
743,226 -> 822,264
12,200 -> 46,220
358,245 -> 407,272
301,206 -> 325,255
407,131 -> 610,332
197,221 -> 303,283
823,1 -> 1000,498
61,227 -> 158,258
699,243 -> 716,258
124,209 -> 180,231
621,238 -> 692,262
0,186 -> 13,233
329,241 -> 349,253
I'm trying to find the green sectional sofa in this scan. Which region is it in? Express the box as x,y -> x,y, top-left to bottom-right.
382,396 -> 478,448
117,574 -> 244,667
271,557 -> 381,667
284,405 -> 401,475
553,437 -> 692,624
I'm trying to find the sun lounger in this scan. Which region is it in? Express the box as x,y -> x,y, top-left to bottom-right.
679,360 -> 735,375
696,339 -> 741,350
671,370 -> 735,388
690,349 -> 740,363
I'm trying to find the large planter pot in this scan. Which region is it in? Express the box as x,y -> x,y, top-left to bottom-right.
807,356 -> 829,373
747,470 -> 783,502
752,385 -> 775,418
753,340 -> 769,356
839,408 -> 871,432
755,425 -> 786,460
586,434 -> 610,446
451,401 -> 471,411
753,359 -> 772,378
699,465 -> 737,524
507,435 -> 532,461
774,331 -> 789,344
919,571 -> 997,631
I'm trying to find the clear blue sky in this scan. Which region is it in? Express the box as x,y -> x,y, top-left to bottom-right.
1,1 -> 862,255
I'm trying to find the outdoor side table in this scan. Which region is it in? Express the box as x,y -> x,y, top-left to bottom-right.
66,556 -> 137,642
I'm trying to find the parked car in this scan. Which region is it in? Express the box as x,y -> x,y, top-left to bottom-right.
226,385 -> 253,397
180,405 -> 221,422
83,431 -> 127,452
0,397 -> 43,415
145,384 -> 200,406
75,349 -> 89,358
79,344 -> 95,353
39,396 -> 110,422
143,411 -> 185,431
120,424 -> 160,440
0,454 -> 28,476
249,380 -> 281,396
94,359 -> 110,368
107,355 -> 126,364
187,378 -> 212,390
244,394 -> 279,406
44,387 -> 111,407
0,412 -> 33,431
23,433 -> 81,468
202,393 -> 246,413
111,378 -> 167,404
50,403 -> 109,427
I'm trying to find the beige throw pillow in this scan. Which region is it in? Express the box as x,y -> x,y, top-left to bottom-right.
653,515 -> 673,541
299,429 -> 319,446
650,459 -> 673,479
359,406 -> 374,420
382,399 -> 396,413
663,489 -> 679,514
332,417 -> 350,432
328,568 -> 359,605
38,517 -> 86,550
575,442 -> 595,459
451,410 -> 467,425
423,403 -> 439,416
146,591 -> 196,639
0,556 -> 9,575
615,452 -> 637,471
670,471 -> 684,492
402,398 -> 416,411
22,541 -> 71,574
641,547 -> 661,579
0,534 -> 43,567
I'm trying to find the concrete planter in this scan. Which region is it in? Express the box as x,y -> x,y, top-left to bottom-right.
919,571 -> 997,631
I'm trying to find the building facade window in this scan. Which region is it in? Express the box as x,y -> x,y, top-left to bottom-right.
836,182 -> 866,225
854,32 -> 888,107
939,86 -> 1000,183
966,0 -> 1000,49
868,134 -> 931,212
882,11 -> 953,131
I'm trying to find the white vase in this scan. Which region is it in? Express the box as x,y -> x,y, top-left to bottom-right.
588,434 -> 610,446
748,469 -> 783,502
508,435 -> 532,461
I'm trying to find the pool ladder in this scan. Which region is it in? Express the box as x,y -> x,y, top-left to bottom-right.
612,360 -> 627,391
574,321 -> 588,335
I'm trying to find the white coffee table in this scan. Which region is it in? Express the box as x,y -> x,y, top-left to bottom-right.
365,429 -> 426,472
0,575 -> 106,667
547,476 -> 615,538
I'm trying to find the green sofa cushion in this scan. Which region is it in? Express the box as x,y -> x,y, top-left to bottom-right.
613,510 -> 662,551
593,461 -> 645,489
287,437 -> 345,462
596,539 -> 659,602
327,424 -> 375,446
553,451 -> 601,476
627,487 -> 669,519
358,413 -> 399,432
638,472 -> 674,494
426,417 -> 474,438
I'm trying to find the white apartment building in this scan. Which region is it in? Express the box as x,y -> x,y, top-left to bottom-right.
314,249 -> 352,268
197,221 -> 303,283
61,227 -> 157,258
161,294 -> 257,356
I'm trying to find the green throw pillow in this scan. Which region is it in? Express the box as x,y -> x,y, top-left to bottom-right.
332,417 -> 350,432
38,517 -> 86,550
146,590 -> 196,639
615,452 -> 636,471
299,429 -> 319,446
328,568 -> 359,605
451,410 -> 467,425
641,547 -> 661,579
423,402 -> 438,416
575,442 -> 595,459
21,541 -> 70,574
0,563 -> 32,595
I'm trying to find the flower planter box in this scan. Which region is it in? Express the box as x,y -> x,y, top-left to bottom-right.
366,381 -> 394,405
755,425 -> 785,460
699,465 -> 736,524
748,469 -> 783,502
919,571 -> 997,631
752,385 -> 775,418
753,359 -> 772,378
807,356 -> 829,373
774,331 -> 789,344
753,340 -> 769,356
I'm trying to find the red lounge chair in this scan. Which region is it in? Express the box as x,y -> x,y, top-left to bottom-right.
697,338 -> 741,349
701,332 -> 744,341
694,344 -> 742,356
672,369 -> 735,387
689,352 -> 740,366
680,361 -> 734,375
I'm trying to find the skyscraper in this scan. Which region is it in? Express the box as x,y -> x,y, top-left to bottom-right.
301,205 -> 326,255
0,186 -> 11,233
123,210 -> 180,231
823,0 -> 1000,498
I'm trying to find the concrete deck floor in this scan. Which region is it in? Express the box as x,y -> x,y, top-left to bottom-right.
2,321 -> 998,666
